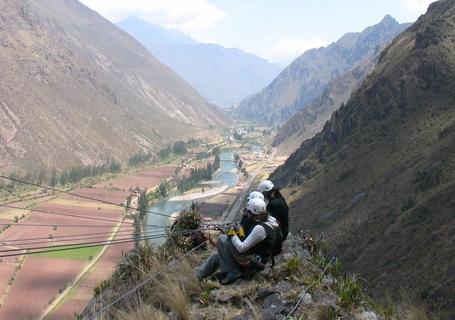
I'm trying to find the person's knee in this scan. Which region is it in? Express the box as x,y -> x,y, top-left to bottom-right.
217,234 -> 228,248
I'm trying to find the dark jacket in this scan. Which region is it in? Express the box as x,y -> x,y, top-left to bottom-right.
267,197 -> 289,240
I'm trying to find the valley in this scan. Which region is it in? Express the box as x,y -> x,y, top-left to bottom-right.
0,127 -> 284,319
0,0 -> 453,319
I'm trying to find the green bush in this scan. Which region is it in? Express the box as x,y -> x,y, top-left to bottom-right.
336,274 -> 365,308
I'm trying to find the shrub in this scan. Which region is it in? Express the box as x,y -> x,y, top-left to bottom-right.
336,274 -> 365,308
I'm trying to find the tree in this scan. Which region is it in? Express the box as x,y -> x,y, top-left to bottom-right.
233,132 -> 243,140
59,172 -> 68,185
49,168 -> 58,187
214,155 -> 221,171
158,181 -> 167,198
211,146 -> 220,156
173,141 -> 187,155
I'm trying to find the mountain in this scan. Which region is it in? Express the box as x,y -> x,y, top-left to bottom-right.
271,0 -> 455,316
273,53 -> 378,152
0,0 -> 227,173
117,17 -> 282,108
237,16 -> 410,125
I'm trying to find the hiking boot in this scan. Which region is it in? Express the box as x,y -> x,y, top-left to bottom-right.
214,272 -> 227,281
220,270 -> 242,285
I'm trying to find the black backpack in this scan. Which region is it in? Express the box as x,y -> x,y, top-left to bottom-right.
257,222 -> 284,265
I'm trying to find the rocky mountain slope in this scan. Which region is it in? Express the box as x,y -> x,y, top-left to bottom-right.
82,232 -> 411,320
273,54 -> 377,152
0,0 -> 227,173
236,16 -> 410,125
117,17 -> 282,108
271,0 -> 455,317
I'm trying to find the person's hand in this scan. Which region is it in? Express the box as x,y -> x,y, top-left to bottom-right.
226,228 -> 237,237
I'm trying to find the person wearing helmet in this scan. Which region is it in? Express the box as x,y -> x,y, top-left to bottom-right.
247,191 -> 264,201
239,191 -> 265,236
196,198 -> 280,285
258,180 -> 289,240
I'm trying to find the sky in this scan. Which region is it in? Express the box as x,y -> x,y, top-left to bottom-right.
79,0 -> 435,65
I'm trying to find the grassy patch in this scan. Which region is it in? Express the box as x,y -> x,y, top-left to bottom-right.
33,245 -> 102,260
335,274 -> 366,308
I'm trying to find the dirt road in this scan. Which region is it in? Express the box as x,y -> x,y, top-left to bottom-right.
221,147 -> 276,223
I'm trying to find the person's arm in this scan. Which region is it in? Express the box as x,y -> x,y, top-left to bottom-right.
231,225 -> 266,253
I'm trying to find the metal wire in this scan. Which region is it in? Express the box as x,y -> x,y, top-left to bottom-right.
86,240 -> 208,320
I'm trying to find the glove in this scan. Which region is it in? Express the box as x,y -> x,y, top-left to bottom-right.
226,228 -> 237,237
225,223 -> 243,237
237,226 -> 245,239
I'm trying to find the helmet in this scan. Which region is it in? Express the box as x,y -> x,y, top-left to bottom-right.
247,191 -> 264,201
246,198 -> 266,215
258,180 -> 274,193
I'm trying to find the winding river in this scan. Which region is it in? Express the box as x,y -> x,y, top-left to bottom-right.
145,149 -> 238,243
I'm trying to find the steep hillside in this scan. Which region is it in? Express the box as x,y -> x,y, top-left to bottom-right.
273,54 -> 377,152
117,17 -> 282,108
237,16 -> 410,125
0,0 -> 227,173
272,0 -> 455,316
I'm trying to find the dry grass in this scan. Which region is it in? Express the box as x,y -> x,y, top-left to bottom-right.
116,305 -> 169,320
148,277 -> 190,320
100,246 -> 203,320
146,260 -> 201,320
395,300 -> 440,320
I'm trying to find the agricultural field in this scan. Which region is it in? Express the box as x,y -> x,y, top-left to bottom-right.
0,256 -> 86,320
0,164 -> 177,319
94,165 -> 177,191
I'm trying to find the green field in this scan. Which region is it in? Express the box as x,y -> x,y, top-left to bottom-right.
33,245 -> 102,260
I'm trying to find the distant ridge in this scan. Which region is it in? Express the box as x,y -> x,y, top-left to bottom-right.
237,15 -> 410,125
117,17 -> 282,108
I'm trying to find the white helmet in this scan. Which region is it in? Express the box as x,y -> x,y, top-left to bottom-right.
247,191 -> 264,201
258,180 -> 274,193
246,198 -> 266,215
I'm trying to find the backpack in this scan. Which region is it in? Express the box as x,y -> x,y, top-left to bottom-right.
257,222 -> 284,266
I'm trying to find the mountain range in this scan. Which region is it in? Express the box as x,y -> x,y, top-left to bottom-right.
237,15 -> 411,126
0,0 -> 226,173
271,0 -> 455,316
273,52 -> 378,152
117,17 -> 282,108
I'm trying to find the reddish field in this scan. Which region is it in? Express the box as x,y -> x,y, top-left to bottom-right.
0,165 -> 177,318
0,204 -> 126,250
50,225 -> 134,319
0,256 -> 85,320
67,188 -> 131,205
0,263 -> 16,296
94,165 -> 177,191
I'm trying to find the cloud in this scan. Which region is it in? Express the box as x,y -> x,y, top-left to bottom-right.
79,0 -> 225,33
399,0 -> 435,13
264,38 -> 330,64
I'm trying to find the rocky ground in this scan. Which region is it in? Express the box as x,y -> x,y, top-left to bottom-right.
189,232 -> 384,320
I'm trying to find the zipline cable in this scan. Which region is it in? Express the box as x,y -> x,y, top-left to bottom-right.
0,203 -> 135,226
0,175 -> 220,226
0,227 -> 204,254
0,228 -> 207,258
0,225 -> 168,243
86,240 -> 208,320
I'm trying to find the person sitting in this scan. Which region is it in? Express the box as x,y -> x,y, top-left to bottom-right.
258,180 -> 289,240
196,198 -> 281,284
239,191 -> 264,237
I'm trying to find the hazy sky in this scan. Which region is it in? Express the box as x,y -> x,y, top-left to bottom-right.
80,0 -> 434,65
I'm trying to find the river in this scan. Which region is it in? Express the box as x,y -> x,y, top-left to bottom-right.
145,149 -> 238,243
